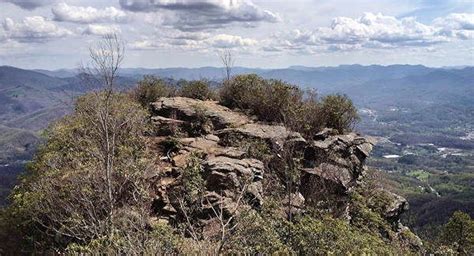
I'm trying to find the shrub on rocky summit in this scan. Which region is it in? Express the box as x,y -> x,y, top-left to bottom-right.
179,80 -> 217,100
219,74 -> 359,136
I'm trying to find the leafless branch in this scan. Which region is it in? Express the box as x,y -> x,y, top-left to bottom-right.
219,49 -> 235,81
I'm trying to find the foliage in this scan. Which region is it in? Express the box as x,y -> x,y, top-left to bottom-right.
131,75 -> 176,109
288,215 -> 400,255
319,93 -> 360,133
244,139 -> 272,161
161,136 -> 182,155
181,154 -> 205,202
225,210 -> 290,254
438,211 -> 474,255
179,80 -> 216,100
0,92 -> 151,252
220,74 -> 359,136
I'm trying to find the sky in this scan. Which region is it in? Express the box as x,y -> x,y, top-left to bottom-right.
0,0 -> 473,69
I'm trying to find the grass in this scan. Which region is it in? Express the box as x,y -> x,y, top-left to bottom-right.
406,169 -> 431,182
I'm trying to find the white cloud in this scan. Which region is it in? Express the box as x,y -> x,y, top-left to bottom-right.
52,3 -> 128,24
434,13 -> 474,40
129,39 -> 169,50
434,13 -> 474,31
1,16 -> 72,43
119,0 -> 280,31
1,0 -> 56,10
207,34 -> 257,48
319,13 -> 446,47
130,32 -> 257,51
169,31 -> 211,41
268,12 -> 474,53
82,24 -> 121,36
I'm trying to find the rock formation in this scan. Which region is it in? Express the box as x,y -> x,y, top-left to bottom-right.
147,97 -> 418,247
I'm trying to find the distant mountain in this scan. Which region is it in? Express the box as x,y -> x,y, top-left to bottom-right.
33,68 -> 78,78
0,66 -> 67,89
0,67 -> 139,163
0,66 -> 68,125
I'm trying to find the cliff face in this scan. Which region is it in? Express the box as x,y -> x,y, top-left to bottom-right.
146,97 -> 421,249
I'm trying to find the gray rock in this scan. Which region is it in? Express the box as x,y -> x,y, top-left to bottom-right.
152,97 -> 250,130
203,156 -> 264,206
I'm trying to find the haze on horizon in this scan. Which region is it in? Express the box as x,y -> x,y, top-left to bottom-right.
0,0 -> 473,70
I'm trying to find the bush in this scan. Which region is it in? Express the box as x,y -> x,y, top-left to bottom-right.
225,210 -> 290,254
188,104 -> 213,135
289,216 -> 399,255
219,74 -> 266,110
439,211 -> 474,254
2,92 -> 151,252
131,75 -> 176,108
319,94 -> 359,134
181,154 -> 205,202
179,80 -> 216,100
220,74 -> 358,136
220,75 -> 303,123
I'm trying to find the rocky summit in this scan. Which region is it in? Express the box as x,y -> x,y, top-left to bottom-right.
146,97 -> 419,248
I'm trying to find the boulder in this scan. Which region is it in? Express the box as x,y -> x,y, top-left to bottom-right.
300,132 -> 374,217
381,189 -> 409,225
203,156 -> 265,207
152,97 -> 250,130
216,123 -> 305,151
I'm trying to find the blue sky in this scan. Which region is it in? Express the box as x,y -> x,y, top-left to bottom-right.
0,0 -> 473,69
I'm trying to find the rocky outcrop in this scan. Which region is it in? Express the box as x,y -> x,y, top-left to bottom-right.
300,128 -> 375,217
152,97 -> 250,130
148,97 -> 415,245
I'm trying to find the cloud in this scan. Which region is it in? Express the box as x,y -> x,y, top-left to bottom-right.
207,34 -> 257,48
82,24 -> 121,36
52,3 -> 128,24
269,12 -> 474,53
434,13 -> 474,31
434,13 -> 474,39
1,16 -> 72,43
129,39 -> 169,50
119,0 -> 280,31
319,13 -> 446,48
130,32 -> 257,51
1,0 -> 56,10
171,31 -> 210,41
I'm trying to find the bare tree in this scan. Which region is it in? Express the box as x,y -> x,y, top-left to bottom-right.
219,49 -> 235,81
82,33 -> 125,232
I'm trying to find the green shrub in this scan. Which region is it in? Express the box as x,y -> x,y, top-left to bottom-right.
2,92 -> 151,252
181,154 -> 205,202
65,222 -> 181,255
225,210 -> 290,254
289,216 -> 399,255
131,75 -> 176,108
219,74 -> 266,110
244,139 -> 272,161
161,136 -> 182,155
320,94 -> 359,134
439,211 -> 474,254
220,74 -> 358,136
179,80 -> 216,100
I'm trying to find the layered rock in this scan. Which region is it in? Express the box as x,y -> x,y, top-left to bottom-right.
300,128 -> 375,217
147,97 -> 416,246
